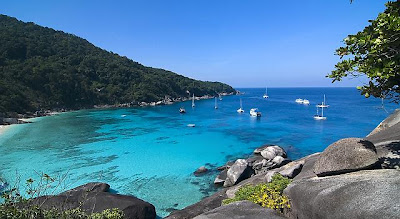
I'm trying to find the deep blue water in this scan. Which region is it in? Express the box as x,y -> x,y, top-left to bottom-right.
0,88 -> 397,217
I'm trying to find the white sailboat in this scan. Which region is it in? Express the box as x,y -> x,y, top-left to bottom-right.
237,98 -> 244,113
214,97 -> 218,109
192,94 -> 195,108
314,105 -> 327,120
263,87 -> 269,99
317,94 -> 329,108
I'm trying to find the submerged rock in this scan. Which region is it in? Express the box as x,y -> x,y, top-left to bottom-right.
165,189 -> 228,219
193,201 -> 286,219
29,182 -> 156,219
314,138 -> 379,176
194,166 -> 209,176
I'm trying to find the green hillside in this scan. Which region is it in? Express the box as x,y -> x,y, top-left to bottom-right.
0,15 -> 235,116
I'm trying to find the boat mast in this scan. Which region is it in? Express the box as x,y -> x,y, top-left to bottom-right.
192,94 -> 195,107
323,94 -> 326,105
240,98 -> 242,108
321,106 -> 324,117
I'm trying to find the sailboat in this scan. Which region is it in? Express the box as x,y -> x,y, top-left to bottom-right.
314,105 -> 327,120
214,97 -> 218,109
263,87 -> 269,99
237,98 -> 244,113
317,94 -> 329,108
192,94 -> 195,108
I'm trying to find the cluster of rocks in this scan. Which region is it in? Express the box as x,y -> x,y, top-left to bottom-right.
214,145 -> 290,187
167,109 -> 400,219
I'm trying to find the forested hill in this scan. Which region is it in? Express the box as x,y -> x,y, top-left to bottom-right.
0,15 -> 235,116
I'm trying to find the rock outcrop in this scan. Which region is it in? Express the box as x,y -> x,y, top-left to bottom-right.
193,201 -> 286,219
284,169 -> 400,219
214,145 -> 288,187
366,110 -> 400,169
29,182 -> 156,219
223,159 -> 254,187
313,138 -> 379,176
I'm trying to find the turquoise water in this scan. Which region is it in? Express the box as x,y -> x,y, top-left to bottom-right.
0,88 -> 397,217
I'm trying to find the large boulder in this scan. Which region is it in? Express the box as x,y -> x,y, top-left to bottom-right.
313,138 -> 379,176
223,159 -> 254,187
366,110 -> 400,169
30,182 -> 156,219
193,201 -> 286,219
259,146 -> 287,160
367,109 -> 400,137
284,169 -> 400,219
292,153 -> 320,181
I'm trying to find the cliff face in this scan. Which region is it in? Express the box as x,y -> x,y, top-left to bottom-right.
0,15 -> 235,116
167,109 -> 400,219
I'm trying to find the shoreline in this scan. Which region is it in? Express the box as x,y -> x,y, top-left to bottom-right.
1,92 -> 236,125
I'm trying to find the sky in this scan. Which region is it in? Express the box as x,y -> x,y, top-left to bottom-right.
0,0 -> 389,88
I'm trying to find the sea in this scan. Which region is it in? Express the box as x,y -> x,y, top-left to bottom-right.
0,87 -> 397,217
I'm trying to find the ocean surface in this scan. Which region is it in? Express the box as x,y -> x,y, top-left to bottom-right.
0,88 -> 397,217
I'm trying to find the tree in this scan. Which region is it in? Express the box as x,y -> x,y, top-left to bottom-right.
328,1 -> 400,102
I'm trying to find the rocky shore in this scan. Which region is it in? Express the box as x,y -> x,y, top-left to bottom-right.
0,92 -> 235,126
166,109 -> 400,219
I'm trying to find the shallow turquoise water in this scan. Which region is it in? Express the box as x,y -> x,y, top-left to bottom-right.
0,88 -> 397,217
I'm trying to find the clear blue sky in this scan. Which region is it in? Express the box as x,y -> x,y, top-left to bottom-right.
1,0 -> 389,88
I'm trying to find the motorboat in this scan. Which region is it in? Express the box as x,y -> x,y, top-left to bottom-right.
250,108 -> 262,117
302,99 -> 310,105
179,107 -> 186,113
187,124 -> 196,127
295,98 -> 304,104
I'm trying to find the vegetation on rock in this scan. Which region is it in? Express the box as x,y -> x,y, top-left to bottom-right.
328,1 -> 400,102
0,15 -> 235,116
222,174 -> 291,212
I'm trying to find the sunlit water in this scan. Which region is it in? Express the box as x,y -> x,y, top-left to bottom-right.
0,88 -> 397,217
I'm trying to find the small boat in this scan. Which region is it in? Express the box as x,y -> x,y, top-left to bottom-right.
179,107 -> 186,113
302,99 -> 310,105
317,94 -> 329,108
187,124 -> 196,127
250,108 -> 262,117
263,87 -> 269,99
295,98 -> 304,104
121,115 -> 126,117
214,97 -> 218,109
314,106 -> 327,120
192,94 -> 195,108
237,98 -> 244,113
